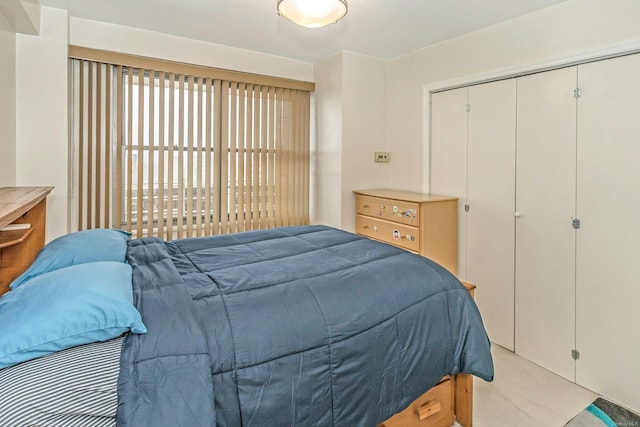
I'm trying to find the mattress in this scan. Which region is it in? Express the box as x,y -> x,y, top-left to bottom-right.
0,337 -> 122,427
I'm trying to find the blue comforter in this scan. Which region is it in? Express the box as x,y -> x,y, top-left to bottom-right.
117,225 -> 493,426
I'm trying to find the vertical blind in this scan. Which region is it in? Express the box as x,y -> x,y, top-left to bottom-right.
70,48 -> 313,239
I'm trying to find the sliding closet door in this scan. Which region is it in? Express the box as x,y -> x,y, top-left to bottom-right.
576,54 -> 640,412
431,88 -> 468,278
515,67 -> 577,381
467,79 -> 516,350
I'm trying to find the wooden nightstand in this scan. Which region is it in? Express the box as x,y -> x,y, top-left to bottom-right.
353,189 -> 458,275
0,187 -> 54,295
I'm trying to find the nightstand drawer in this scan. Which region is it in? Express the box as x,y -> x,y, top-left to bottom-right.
356,215 -> 419,252
356,195 -> 419,227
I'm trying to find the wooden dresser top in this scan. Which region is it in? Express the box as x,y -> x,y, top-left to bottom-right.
353,189 -> 458,203
0,187 -> 54,229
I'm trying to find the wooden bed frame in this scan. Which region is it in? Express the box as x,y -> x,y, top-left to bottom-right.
0,186 -> 475,427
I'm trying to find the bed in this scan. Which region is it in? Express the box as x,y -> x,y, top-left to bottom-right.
0,224 -> 493,427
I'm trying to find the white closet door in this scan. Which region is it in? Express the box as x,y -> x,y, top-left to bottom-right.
431,87 -> 468,278
576,54 -> 640,412
515,67 -> 577,381
467,79 -> 516,350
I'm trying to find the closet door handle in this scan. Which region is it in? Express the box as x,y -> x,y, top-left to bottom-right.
514,212 -> 521,218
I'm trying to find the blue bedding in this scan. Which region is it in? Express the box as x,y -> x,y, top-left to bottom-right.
117,225 -> 493,426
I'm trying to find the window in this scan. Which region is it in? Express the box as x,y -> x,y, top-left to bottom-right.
70,47 -> 312,239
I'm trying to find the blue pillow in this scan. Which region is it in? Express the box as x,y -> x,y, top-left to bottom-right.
0,261 -> 146,369
10,229 -> 131,289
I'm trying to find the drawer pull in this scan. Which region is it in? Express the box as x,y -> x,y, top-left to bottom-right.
363,204 -> 370,208
416,400 -> 442,420
363,225 -> 369,229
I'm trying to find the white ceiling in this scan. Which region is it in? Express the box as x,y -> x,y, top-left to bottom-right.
39,0 -> 568,63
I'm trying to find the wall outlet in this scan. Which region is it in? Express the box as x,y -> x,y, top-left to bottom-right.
374,151 -> 390,163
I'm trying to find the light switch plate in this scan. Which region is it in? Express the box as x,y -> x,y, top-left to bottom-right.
374,152 -> 390,163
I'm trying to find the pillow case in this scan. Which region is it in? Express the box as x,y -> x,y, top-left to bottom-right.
0,261 -> 146,369
10,228 -> 131,289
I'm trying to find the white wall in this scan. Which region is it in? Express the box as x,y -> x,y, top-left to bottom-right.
70,17 -> 313,83
0,11 -> 10,32
14,10 -> 316,240
0,25 -> 16,187
16,6 -> 68,241
313,53 -> 343,228
313,51 -> 388,231
340,52 -> 388,231
387,0 -> 640,192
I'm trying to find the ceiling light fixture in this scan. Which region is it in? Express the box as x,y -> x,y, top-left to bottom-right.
277,0 -> 348,29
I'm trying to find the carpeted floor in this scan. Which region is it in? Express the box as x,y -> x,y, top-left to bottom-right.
564,398 -> 640,426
